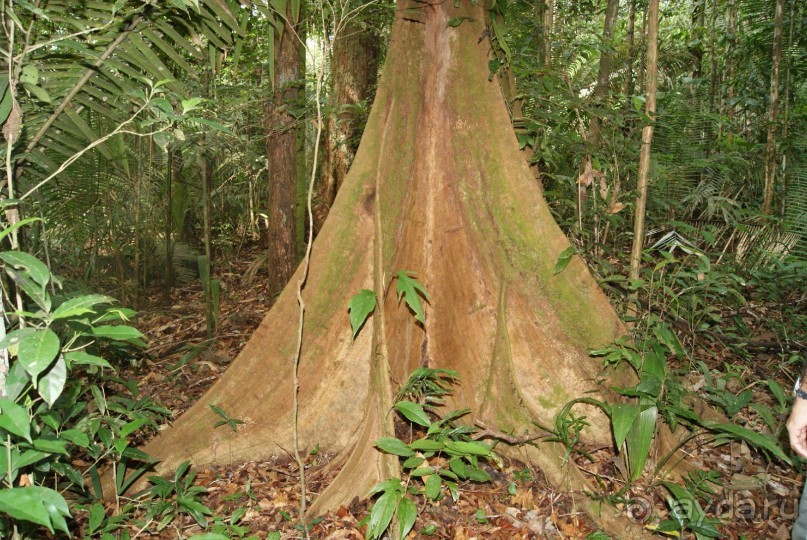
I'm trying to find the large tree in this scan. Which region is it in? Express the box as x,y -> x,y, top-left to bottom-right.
142,0 -> 645,535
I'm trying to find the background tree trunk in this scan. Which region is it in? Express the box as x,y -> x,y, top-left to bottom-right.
762,0 -> 784,215
585,0 -> 620,150
629,0 -> 659,285
315,16 -> 380,233
534,0 -> 553,69
266,13 -> 302,296
141,1 -> 645,536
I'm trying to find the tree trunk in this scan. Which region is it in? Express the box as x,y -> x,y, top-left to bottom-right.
629,0 -> 659,285
266,13 -> 302,296
689,0 -> 705,80
141,2 -> 646,536
164,147 -> 174,299
622,0 -> 636,101
761,0 -> 784,215
315,16 -> 381,233
725,0 -> 737,125
534,0 -> 553,69
585,0 -> 620,150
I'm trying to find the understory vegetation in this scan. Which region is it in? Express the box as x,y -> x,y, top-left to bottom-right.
0,0 -> 805,538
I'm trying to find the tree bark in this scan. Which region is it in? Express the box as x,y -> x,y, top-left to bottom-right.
725,0 -> 737,124
585,0 -> 620,150
266,13 -> 302,296
622,0 -> 636,100
534,0 -> 553,69
141,2 -> 647,536
315,16 -> 381,233
629,0 -> 659,285
689,0 -> 705,79
761,0 -> 784,215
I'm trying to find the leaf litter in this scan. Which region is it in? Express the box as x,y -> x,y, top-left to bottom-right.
75,241 -> 804,539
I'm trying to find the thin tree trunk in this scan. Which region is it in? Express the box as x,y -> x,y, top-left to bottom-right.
164,147 -> 174,299
636,2 -> 648,94
578,0 -> 620,230
534,0 -> 553,69
315,15 -> 380,233
266,12 -> 302,296
708,0 -> 718,116
780,0 -> 795,217
585,0 -> 620,150
761,0 -> 784,215
133,135 -> 142,309
629,0 -> 659,285
622,0 -> 637,100
689,0 -> 705,80
725,0 -> 737,125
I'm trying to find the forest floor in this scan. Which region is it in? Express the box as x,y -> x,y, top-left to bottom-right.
97,241 -> 802,539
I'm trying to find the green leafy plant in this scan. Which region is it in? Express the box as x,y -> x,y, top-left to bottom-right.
366,370 -> 498,540
141,461 -> 213,532
0,226 -> 167,538
348,272 -> 430,340
210,404 -> 245,432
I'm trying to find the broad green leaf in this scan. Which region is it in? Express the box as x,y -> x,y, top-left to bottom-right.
394,271 -> 430,324
61,429 -> 90,448
367,491 -> 397,540
625,399 -> 657,481
444,440 -> 491,457
6,268 -> 51,312
374,437 -> 415,457
187,117 -> 231,133
402,456 -> 425,469
20,65 -> 39,84
409,467 -> 436,477
120,417 -> 149,438
348,289 -> 376,339
22,82 -> 51,103
409,439 -> 445,452
0,76 -> 11,124
0,219 -> 42,245
397,497 -> 417,540
767,379 -> 787,408
17,449 -> 50,469
424,474 -> 442,500
5,362 -> 30,401
0,327 -> 37,352
0,251 -> 50,287
38,354 -> 67,406
52,294 -> 116,320
88,503 -> 105,534
490,16 -> 511,61
610,403 -> 641,450
553,245 -> 577,275
18,329 -> 60,380
464,465 -> 492,482
32,437 -> 68,455
395,400 -> 431,427
181,97 -> 204,114
64,351 -> 113,370
368,478 -> 404,496
92,325 -> 144,341
703,421 -> 790,465
0,398 -> 32,442
0,486 -> 70,533
449,457 -> 468,477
